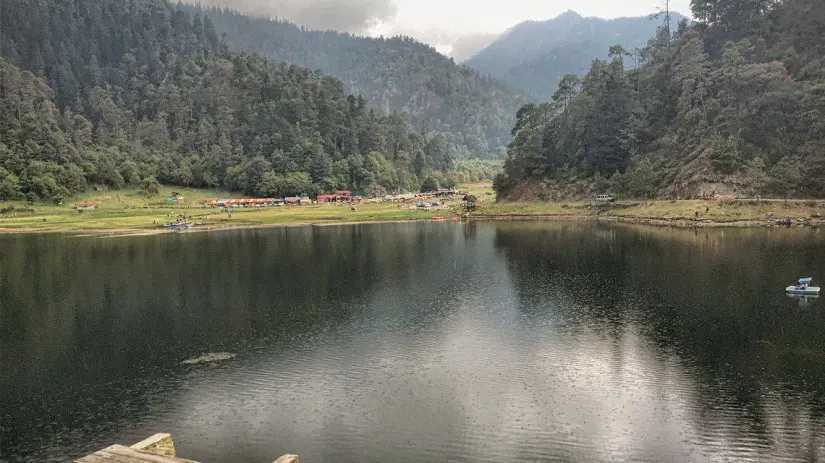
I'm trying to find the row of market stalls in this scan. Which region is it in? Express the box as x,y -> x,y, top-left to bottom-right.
364,189 -> 462,204
316,190 -> 352,203
204,191 -> 353,208
203,197 -> 311,207
203,189 -> 462,208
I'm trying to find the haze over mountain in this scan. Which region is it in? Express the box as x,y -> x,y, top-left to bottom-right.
465,10 -> 684,99
189,5 -> 528,158
184,0 -> 397,34
175,0 -> 693,59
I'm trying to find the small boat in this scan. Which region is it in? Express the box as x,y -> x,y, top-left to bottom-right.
785,277 -> 821,295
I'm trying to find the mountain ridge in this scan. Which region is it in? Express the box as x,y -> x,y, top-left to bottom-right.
494,0 -> 825,200
465,10 -> 684,99
0,0 -> 496,202
184,4 -> 527,159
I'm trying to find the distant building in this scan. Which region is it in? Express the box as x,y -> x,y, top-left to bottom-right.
317,192 -> 352,203
435,189 -> 458,197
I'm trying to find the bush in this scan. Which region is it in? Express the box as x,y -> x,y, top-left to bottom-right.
420,176 -> 439,193
138,176 -> 161,199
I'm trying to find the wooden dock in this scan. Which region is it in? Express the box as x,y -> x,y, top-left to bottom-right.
74,433 -> 298,463
75,444 -> 199,463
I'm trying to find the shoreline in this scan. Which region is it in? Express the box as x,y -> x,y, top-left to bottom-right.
2,213 -> 822,237
0,217 -> 444,237
473,214 -> 825,228
4,190 -> 824,236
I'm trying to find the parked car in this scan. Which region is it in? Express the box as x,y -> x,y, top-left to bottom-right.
596,194 -> 615,202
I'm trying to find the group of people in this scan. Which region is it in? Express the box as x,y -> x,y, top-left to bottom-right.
153,213 -> 197,228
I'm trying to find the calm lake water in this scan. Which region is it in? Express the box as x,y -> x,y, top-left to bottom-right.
2,221 -> 825,462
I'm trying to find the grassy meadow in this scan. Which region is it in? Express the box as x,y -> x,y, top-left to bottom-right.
477,198 -> 825,223
1,183 -> 823,235
0,186 -> 464,234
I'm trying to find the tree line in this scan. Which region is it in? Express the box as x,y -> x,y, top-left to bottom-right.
0,0 -> 484,202
495,0 -> 825,200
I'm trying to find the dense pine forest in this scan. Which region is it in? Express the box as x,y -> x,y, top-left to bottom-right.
0,0 -> 496,202
179,4 -> 526,159
495,0 -> 825,200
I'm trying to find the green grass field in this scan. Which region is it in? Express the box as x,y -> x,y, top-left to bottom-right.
0,186 -> 463,233
2,183 -> 822,234
474,198 -> 824,222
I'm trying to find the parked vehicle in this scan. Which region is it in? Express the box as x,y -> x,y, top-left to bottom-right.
596,194 -> 615,202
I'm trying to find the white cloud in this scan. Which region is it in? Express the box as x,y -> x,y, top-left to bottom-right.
188,0 -> 693,57
188,0 -> 397,33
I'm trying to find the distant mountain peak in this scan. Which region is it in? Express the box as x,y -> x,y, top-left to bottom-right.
465,11 -> 682,99
556,10 -> 583,20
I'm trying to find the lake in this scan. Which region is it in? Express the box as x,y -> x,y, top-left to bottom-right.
2,221 -> 825,462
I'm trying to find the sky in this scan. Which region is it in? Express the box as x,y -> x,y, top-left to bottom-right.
191,0 -> 692,60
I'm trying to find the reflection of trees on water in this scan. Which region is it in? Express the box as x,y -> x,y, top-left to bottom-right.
493,221 -> 635,326
0,224 -> 471,460
493,221 -> 825,458
4,223 -> 825,460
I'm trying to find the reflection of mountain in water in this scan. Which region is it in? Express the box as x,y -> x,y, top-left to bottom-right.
1,224 -> 477,460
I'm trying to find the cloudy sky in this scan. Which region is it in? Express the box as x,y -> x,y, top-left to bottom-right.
193,0 -> 692,60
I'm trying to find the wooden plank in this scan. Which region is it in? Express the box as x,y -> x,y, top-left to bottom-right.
75,445 -> 199,463
130,433 -> 176,457
83,448 -> 142,463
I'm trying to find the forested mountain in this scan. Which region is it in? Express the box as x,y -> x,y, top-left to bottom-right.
179,4 -> 527,159
465,11 -> 683,99
0,0 -> 495,202
495,0 -> 825,200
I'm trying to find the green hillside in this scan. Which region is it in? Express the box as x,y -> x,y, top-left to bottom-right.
495,0 -> 825,199
183,5 -> 527,159
0,0 -> 489,202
